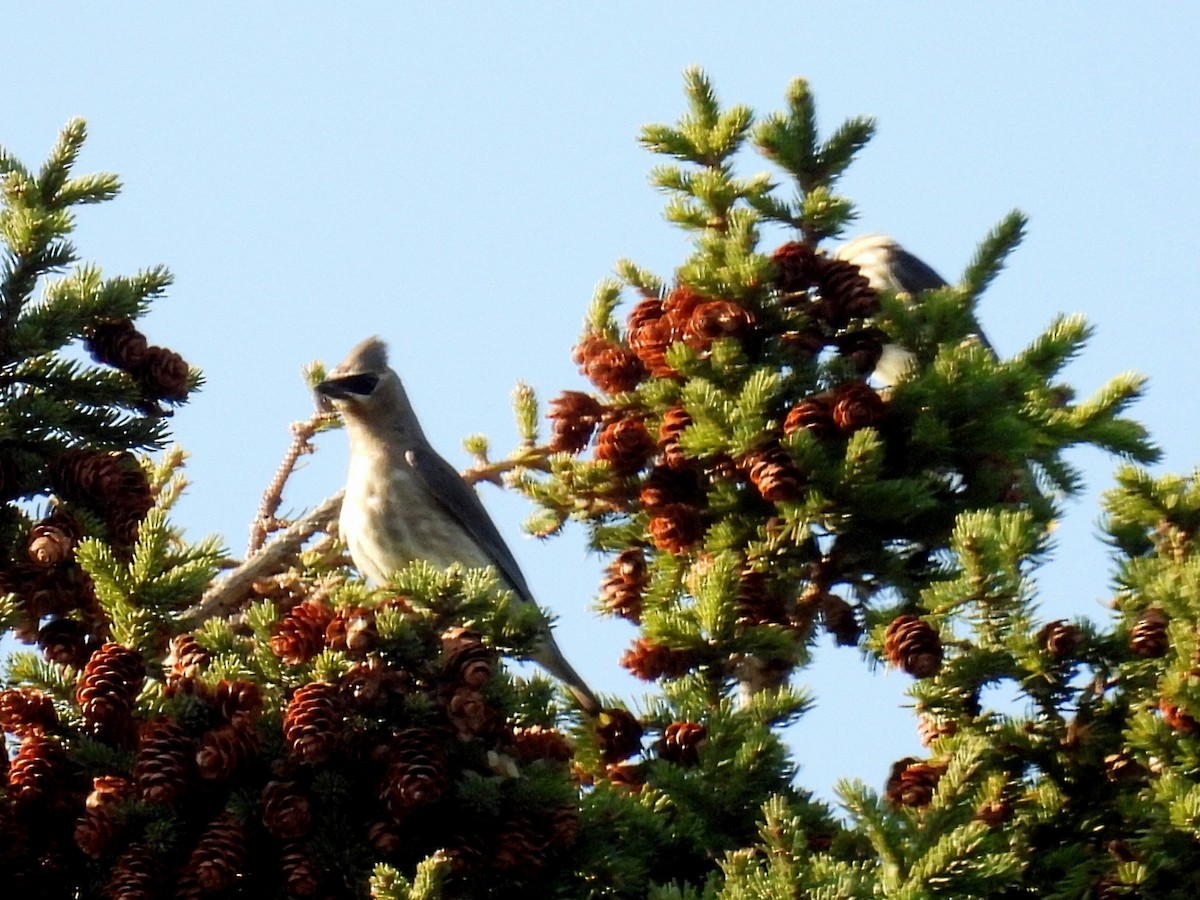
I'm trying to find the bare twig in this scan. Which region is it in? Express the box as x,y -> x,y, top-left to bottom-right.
248,410 -> 339,555
190,490 -> 343,625
462,443 -> 553,487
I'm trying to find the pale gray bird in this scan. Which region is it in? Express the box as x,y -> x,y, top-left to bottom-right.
833,233 -> 994,384
315,337 -> 600,714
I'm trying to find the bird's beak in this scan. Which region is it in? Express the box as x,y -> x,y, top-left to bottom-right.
315,377 -> 353,401
314,372 -> 379,400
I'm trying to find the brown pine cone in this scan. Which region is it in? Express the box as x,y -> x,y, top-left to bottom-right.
830,381 -> 886,433
441,626 -> 494,688
447,688 -> 498,738
76,642 -> 146,742
261,780 -> 312,840
1038,619 -> 1084,660
820,594 -> 861,646
783,396 -> 835,437
736,569 -> 789,626
640,464 -> 705,512
49,449 -> 128,506
682,300 -> 755,353
595,416 -> 656,476
135,717 -> 195,805
1160,698 -> 1198,734
165,633 -> 209,685
8,732 -> 66,801
280,843 -> 322,897
0,687 -> 58,736
604,761 -> 645,791
547,391 -> 606,453
742,445 -> 803,503
493,814 -> 550,877
104,842 -> 162,899
975,798 -> 1013,828
620,637 -> 694,681
75,775 -> 133,858
283,681 -> 341,764
508,725 -> 573,764
85,319 -> 150,371
574,334 -> 646,395
657,721 -> 706,767
836,328 -> 887,375
380,727 -> 449,813
1104,752 -> 1144,783
917,713 -> 957,748
884,615 -> 943,678
662,285 -> 705,329
325,605 -> 376,654
135,345 -> 191,402
27,510 -> 81,566
813,255 -> 879,326
599,548 -> 649,622
195,721 -> 259,780
38,616 -> 98,668
595,707 -> 643,763
342,655 -> 409,711
648,503 -> 706,554
271,600 -> 333,664
658,405 -> 693,468
211,679 -> 263,724
186,812 -> 249,893
884,757 -> 946,808
771,241 -> 819,294
627,297 -> 678,378
1130,607 -> 1169,658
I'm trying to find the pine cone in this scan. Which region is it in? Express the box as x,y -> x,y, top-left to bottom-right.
1130,607 -> 1169,658
682,300 -> 755,353
441,627 -> 494,688
658,406 -> 693,468
884,615 -> 943,678
85,318 -> 150,370
975,798 -> 1013,828
380,727 -> 449,813
735,569 -> 789,626
75,775 -> 133,858
547,391 -> 606,453
211,679 -> 264,724
284,681 -> 341,764
574,335 -> 645,395
195,721 -> 259,780
783,396 -> 835,437
271,600 -> 333,664
135,345 -> 191,402
1160,698 -> 1198,734
836,328 -> 886,375
595,416 -> 656,476
165,633 -> 210,684
76,642 -> 146,742
813,255 -> 879,326
49,450 -> 127,505
657,721 -> 706,766
8,732 -> 66,801
135,717 -> 195,805
640,464 -> 705,511
325,605 -> 377,654
648,503 -> 705,554
0,687 -> 58,736
627,297 -> 679,378
104,842 -> 162,900
1039,619 -> 1084,660
742,445 -> 803,503
831,381 -> 886,432
604,761 -> 645,791
185,812 -> 249,893
621,637 -> 695,681
507,725 -> 573,764
820,593 -> 861,646
280,843 -> 321,897
492,815 -> 550,877
38,616 -> 98,668
595,707 -> 643,763
884,757 -> 946,808
342,655 -> 409,711
917,713 -> 957,748
599,548 -> 648,622
447,688 -> 498,738
261,780 -> 312,840
662,285 -> 704,328
27,510 -> 81,566
771,241 -> 820,294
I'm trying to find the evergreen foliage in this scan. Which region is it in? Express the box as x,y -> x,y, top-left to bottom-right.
1,71 -> 1197,899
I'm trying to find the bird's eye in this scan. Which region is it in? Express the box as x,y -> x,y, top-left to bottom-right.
336,373 -> 379,396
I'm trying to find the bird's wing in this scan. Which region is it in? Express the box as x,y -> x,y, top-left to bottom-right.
881,246 -> 948,293
404,444 -> 539,608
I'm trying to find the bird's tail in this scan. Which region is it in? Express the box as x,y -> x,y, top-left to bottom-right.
532,635 -> 601,716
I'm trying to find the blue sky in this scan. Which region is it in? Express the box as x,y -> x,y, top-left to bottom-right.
3,5 -> 1198,806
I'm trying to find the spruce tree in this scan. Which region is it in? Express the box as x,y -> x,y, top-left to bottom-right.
2,71 -> 1197,899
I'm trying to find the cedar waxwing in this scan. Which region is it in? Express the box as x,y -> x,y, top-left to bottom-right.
316,337 -> 600,714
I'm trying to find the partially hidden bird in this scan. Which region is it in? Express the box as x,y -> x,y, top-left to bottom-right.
315,337 -> 600,714
833,233 -> 995,385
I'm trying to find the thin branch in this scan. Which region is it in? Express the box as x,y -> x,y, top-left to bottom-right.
247,410 -> 338,554
462,443 -> 553,487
